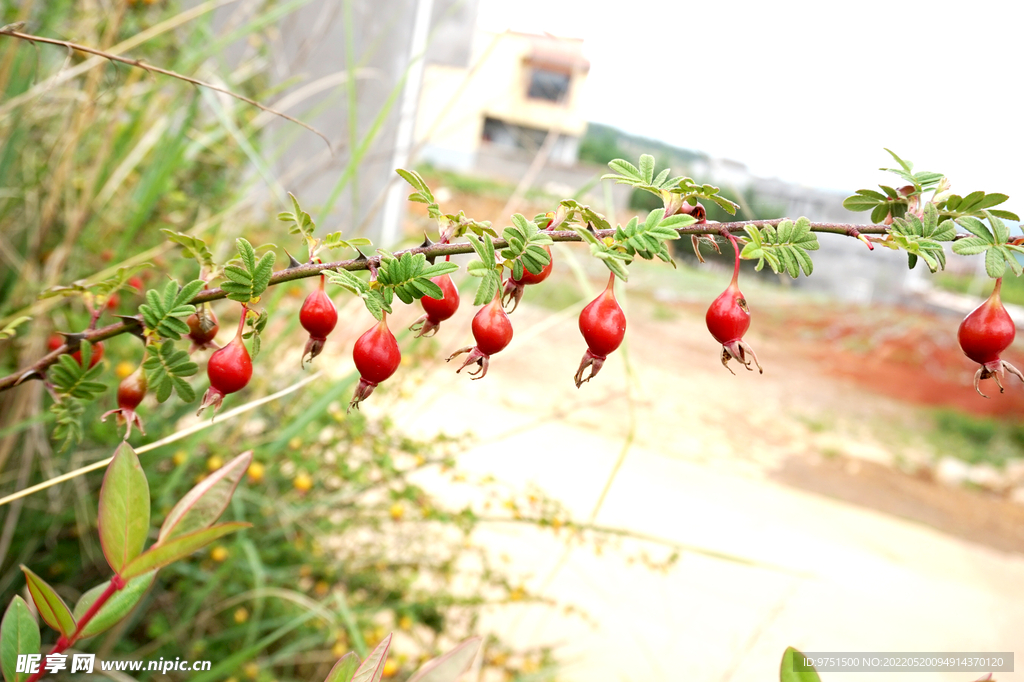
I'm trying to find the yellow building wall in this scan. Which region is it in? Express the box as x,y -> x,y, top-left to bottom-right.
415,31 -> 589,165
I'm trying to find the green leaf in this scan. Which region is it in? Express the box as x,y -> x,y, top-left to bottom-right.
327,269 -> 370,296
638,154 -> 655,184
0,317 -> 31,342
396,169 -> 440,221
842,190 -> 885,212
407,637 -> 481,682
1,596 -> 40,682
986,247 -> 1007,278
780,647 -> 821,682
951,237 -> 991,256
72,571 -> 156,639
499,213 -> 553,276
20,567 -> 75,638
278,192 -> 316,237
139,279 -> 204,339
49,340 -> 107,401
351,633 -> 392,682
50,398 -> 85,452
1003,246 -> 1023,276
120,523 -> 250,580
160,452 -> 252,542
741,220 -> 818,278
98,442 -> 151,575
604,158 -> 642,183
986,211 -> 1010,244
222,239 -> 276,303
143,341 -> 198,403
161,229 -> 215,271
324,653 -> 360,682
956,216 -> 994,242
883,148 -> 913,173
989,209 -> 1020,221
870,202 -> 890,224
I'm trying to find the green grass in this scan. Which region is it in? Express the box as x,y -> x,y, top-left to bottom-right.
418,164 -> 514,198
932,272 -> 1024,306
930,408 -> 1024,467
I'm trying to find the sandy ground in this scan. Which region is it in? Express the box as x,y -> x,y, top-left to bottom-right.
319,254 -> 1024,681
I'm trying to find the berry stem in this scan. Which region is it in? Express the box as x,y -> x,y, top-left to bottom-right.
235,305 -> 248,339
721,229 -> 741,284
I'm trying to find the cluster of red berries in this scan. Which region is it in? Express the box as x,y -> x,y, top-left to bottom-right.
57,212 -> 1024,440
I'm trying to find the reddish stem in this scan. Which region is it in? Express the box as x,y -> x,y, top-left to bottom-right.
24,576 -> 124,682
235,305 -> 248,338
721,230 -> 741,284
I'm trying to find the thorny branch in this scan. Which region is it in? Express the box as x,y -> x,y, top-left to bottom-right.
0,25 -> 332,151
0,219 -> 897,393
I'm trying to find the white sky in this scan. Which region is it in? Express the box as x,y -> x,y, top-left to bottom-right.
476,0 -> 1024,206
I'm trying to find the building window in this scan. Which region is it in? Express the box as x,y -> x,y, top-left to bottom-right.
527,68 -> 570,103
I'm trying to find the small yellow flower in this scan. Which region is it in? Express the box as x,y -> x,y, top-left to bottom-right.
288,436 -> 303,450
332,640 -> 348,657
398,615 -> 412,631
389,503 -> 404,521
382,660 -> 399,678
173,450 -> 188,466
115,361 -> 135,379
243,662 -> 259,679
293,472 -> 313,492
509,587 -> 524,602
551,517 -> 563,531
314,580 -> 330,597
247,461 -> 265,483
207,455 -> 224,472
413,454 -> 426,467
210,546 -> 229,562
233,607 -> 249,624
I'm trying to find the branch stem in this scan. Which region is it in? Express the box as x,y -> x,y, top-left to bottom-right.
0,219 -> 891,393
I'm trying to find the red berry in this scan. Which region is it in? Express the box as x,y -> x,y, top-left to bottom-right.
72,341 -> 104,369
502,246 -> 553,313
198,317 -> 252,416
705,233 -> 762,374
105,293 -> 120,310
958,278 -> 1023,397
299,275 -> 338,366
351,316 -> 401,409
102,366 -> 147,438
411,274 -> 460,338
128,277 -> 145,292
679,201 -> 706,222
50,335 -> 104,368
448,293 -> 513,379
575,273 -> 626,387
187,305 -> 220,351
